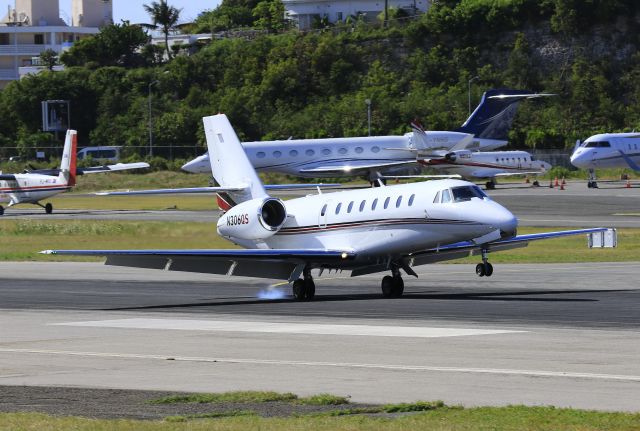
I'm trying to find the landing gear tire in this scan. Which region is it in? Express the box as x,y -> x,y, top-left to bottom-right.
0,205 -> 3,216
381,275 -> 404,298
476,262 -> 493,277
45,203 -> 53,214
587,181 -> 598,189
292,278 -> 315,302
485,181 -> 496,190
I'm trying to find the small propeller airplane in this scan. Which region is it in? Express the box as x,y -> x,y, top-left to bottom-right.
42,114 -> 613,301
0,130 -> 149,215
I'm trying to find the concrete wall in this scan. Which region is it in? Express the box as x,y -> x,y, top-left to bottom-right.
14,0 -> 65,26
72,0 -> 113,27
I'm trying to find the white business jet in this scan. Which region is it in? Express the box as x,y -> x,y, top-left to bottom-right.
570,133 -> 640,188
0,130 -> 149,215
42,114 -> 609,301
417,150 -> 552,189
182,89 -> 551,182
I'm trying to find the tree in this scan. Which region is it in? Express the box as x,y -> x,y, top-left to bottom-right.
39,49 -> 58,71
60,22 -> 149,68
143,0 -> 181,60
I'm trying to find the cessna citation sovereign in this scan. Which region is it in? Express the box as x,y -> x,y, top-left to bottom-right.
0,130 -> 148,215
570,133 -> 640,188
182,89 -> 550,182
43,114 -> 609,301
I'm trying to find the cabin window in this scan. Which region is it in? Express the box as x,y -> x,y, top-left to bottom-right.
290,150 -> 298,157
371,198 -> 378,210
384,197 -> 390,209
321,204 -> 327,216
441,189 -> 452,203
408,194 -> 415,206
396,196 -> 402,208
306,149 -> 315,156
347,201 -> 354,213
256,151 -> 266,158
355,147 -> 364,153
322,148 -> 331,155
371,146 -> 381,153
335,203 -> 342,214
273,151 -> 282,158
339,148 -> 348,155
358,200 -> 365,211
433,191 -> 440,203
496,158 -> 499,162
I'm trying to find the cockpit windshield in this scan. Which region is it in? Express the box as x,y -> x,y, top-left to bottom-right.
582,141 -> 611,148
451,185 -> 488,202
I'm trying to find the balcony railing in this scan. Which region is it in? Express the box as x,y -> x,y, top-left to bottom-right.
0,44 -> 60,55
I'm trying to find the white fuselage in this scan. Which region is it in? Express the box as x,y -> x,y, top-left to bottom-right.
420,151 -> 551,180
220,179 -> 517,265
571,133 -> 640,170
0,174 -> 70,206
182,133 -> 507,177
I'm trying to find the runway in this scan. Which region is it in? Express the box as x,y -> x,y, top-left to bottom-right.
1,262 -> 640,411
3,181 -> 639,227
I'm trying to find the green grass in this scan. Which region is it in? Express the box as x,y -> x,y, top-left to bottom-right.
151,391 -> 350,406
0,219 -> 637,263
165,410 -> 257,422
1,405 -> 640,430
49,193 -> 219,211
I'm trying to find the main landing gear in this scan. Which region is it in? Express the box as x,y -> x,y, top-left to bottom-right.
485,180 -> 496,190
0,205 -> 4,216
381,265 -> 405,298
34,202 -> 53,214
292,269 -> 315,301
475,248 -> 494,277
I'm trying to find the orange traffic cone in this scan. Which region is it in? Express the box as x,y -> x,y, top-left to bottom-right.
560,181 -> 565,190
554,177 -> 559,187
561,177 -> 566,185
626,179 -> 631,188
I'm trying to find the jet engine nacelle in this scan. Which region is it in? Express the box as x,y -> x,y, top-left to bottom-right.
445,150 -> 472,162
217,197 -> 287,240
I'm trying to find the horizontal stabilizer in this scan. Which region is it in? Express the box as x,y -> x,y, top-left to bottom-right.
95,183 -> 341,196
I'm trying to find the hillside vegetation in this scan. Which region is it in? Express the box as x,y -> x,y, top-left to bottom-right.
1,0 -> 639,159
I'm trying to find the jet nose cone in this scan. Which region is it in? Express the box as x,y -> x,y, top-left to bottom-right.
182,157 -> 203,173
570,150 -> 588,168
491,204 -> 518,239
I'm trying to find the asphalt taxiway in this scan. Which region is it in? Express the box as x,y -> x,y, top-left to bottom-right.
1,262 -> 639,411
2,180 -> 640,227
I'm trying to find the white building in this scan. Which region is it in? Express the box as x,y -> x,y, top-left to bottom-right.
283,0 -> 431,29
0,0 -> 112,87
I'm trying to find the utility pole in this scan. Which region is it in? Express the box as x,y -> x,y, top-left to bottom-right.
468,75 -> 479,115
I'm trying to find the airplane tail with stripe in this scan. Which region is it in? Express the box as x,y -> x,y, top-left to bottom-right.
58,130 -> 78,187
203,114 -> 268,206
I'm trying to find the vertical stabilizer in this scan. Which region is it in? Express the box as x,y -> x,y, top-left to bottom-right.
203,114 -> 268,203
58,130 -> 78,187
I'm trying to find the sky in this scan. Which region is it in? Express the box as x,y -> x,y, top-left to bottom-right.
0,1 -> 219,25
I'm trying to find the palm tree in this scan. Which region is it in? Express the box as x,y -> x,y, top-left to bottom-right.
143,0 -> 181,60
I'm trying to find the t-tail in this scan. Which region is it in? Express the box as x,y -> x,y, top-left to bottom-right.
203,114 -> 268,208
58,130 -> 78,187
457,89 -> 553,140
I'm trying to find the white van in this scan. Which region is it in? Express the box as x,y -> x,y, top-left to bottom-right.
77,146 -> 121,163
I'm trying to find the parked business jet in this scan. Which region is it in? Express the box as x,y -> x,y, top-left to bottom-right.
418,150 -> 552,189
570,133 -> 640,188
42,114 -> 610,301
182,89 -> 551,181
0,130 -> 149,215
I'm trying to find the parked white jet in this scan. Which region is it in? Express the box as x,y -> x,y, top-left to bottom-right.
42,114 -> 611,301
570,133 -> 640,188
418,150 -> 552,189
182,89 -> 551,182
0,130 -> 149,215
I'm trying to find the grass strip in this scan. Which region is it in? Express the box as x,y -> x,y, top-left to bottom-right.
2,404 -> 640,430
150,391 -> 298,404
164,410 -> 256,422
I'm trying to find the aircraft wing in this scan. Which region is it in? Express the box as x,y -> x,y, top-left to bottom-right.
492,171 -> 548,177
299,160 -> 414,175
78,162 -> 150,174
0,174 -> 17,181
618,150 -> 640,171
406,228 -> 610,267
95,184 -> 341,196
40,248 -> 356,281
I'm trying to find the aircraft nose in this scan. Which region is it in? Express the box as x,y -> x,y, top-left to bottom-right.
181,158 -> 201,173
489,202 -> 518,239
570,149 -> 588,168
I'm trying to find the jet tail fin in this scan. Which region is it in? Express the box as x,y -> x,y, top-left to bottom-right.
456,89 -> 553,140
58,130 -> 77,187
203,114 -> 268,204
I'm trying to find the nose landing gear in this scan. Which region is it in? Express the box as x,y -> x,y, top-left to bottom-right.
476,248 -> 494,277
